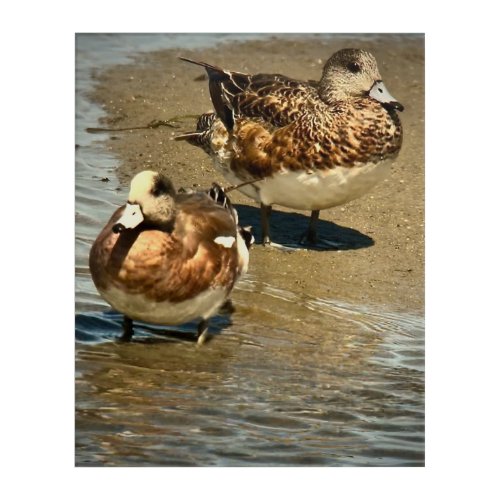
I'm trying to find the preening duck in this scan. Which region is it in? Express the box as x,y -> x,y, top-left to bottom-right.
89,170 -> 252,344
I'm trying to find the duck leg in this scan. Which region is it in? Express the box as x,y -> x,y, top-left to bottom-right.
260,203 -> 272,245
196,319 -> 210,345
300,209 -> 320,244
219,298 -> 235,315
120,315 -> 134,342
261,203 -> 308,252
300,210 -> 344,249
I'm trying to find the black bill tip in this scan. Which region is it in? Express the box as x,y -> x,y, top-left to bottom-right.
112,223 -> 125,234
383,101 -> 405,112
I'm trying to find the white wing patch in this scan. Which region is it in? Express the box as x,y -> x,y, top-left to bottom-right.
214,236 -> 236,248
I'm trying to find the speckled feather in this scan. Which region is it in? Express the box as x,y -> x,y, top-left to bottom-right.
177,51 -> 403,181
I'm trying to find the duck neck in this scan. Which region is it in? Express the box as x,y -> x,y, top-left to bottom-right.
318,72 -> 355,105
141,198 -> 177,232
142,216 -> 176,233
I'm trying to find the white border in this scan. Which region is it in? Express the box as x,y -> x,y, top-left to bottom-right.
5,0 -> 499,498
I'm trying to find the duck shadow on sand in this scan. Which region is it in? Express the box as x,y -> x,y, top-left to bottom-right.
75,304 -> 234,345
234,204 -> 374,251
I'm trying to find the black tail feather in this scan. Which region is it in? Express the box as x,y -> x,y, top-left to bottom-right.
180,57 -> 236,130
207,184 -> 255,248
207,183 -> 239,223
195,112 -> 216,132
175,112 -> 216,151
207,183 -> 231,210
179,57 -> 226,76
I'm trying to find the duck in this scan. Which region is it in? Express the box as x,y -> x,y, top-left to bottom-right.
175,48 -> 403,247
89,170 -> 252,344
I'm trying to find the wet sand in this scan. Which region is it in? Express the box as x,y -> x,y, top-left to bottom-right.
89,34 -> 424,313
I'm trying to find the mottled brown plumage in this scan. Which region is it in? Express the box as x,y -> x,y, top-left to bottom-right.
176,49 -> 404,246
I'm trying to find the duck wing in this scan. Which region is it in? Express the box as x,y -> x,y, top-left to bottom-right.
232,73 -> 318,128
180,57 -> 317,130
174,191 -> 238,253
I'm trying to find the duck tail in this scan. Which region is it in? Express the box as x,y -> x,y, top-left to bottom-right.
180,57 -> 245,131
174,112 -> 217,151
207,183 -> 254,249
174,130 -> 205,147
179,57 -> 226,77
207,183 -> 234,214
208,183 -> 238,221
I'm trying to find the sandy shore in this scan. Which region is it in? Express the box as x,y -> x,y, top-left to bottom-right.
89,34 -> 424,313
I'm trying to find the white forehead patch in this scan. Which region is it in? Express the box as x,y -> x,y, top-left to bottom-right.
129,170 -> 157,200
214,236 -> 236,248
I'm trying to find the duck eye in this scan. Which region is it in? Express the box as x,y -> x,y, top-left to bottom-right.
150,176 -> 174,197
151,180 -> 165,196
347,62 -> 361,73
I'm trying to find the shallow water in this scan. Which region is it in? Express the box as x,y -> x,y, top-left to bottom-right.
75,34 -> 424,466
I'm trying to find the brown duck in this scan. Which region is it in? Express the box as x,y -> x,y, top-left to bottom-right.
89,170 -> 252,343
176,48 -> 403,247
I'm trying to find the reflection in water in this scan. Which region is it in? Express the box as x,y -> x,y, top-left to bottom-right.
75,34 -> 424,467
76,285 -> 424,466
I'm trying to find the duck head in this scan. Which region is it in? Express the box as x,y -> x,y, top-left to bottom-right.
319,48 -> 404,112
112,170 -> 177,233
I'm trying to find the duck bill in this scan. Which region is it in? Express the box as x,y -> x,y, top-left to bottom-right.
112,203 -> 144,233
369,80 -> 404,111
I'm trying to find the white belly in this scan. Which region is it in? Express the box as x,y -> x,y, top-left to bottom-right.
98,285 -> 228,325
216,160 -> 391,211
